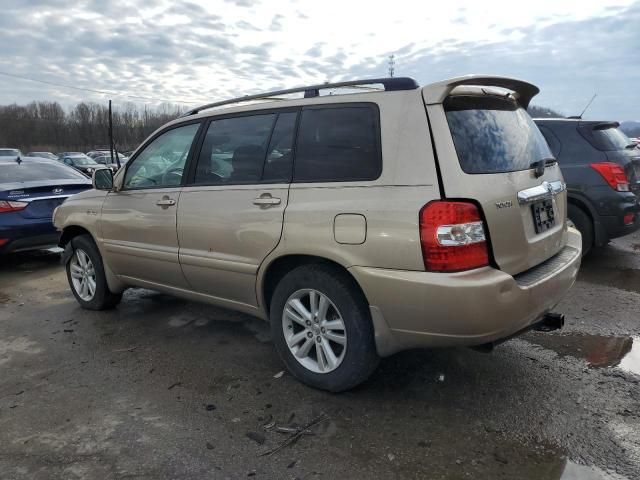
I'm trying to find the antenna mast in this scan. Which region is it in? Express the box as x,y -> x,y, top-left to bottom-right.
388,54 -> 395,78
578,93 -> 597,119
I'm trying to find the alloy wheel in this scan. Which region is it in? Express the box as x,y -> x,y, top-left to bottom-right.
282,289 -> 347,374
69,248 -> 96,301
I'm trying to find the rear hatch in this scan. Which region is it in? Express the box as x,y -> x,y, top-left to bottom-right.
423,77 -> 568,275
578,122 -> 640,195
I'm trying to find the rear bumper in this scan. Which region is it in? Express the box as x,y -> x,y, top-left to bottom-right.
0,217 -> 58,254
350,228 -> 582,357
588,189 -> 640,245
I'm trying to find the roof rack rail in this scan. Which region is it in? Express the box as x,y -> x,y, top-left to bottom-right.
181,77 -> 419,117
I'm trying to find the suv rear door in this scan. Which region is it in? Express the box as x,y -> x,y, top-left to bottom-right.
177,110 -> 296,308
423,77 -> 568,275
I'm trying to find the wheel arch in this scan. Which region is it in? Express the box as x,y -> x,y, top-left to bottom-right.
258,254 -> 370,317
566,193 -> 605,246
59,224 -> 127,293
59,225 -> 93,248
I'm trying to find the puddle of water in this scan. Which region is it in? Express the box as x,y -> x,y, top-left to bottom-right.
561,460 -> 626,480
525,333 -> 640,376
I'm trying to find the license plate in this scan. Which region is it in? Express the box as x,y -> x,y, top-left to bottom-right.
531,199 -> 555,233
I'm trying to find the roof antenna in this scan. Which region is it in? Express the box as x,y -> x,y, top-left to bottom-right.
388,54 -> 395,78
569,93 -> 597,120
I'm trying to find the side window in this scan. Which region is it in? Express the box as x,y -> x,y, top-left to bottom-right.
538,125 -> 561,158
124,123 -> 200,189
194,112 -> 295,185
263,112 -> 297,183
294,106 -> 381,182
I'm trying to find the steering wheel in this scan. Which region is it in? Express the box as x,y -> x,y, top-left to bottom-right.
161,167 -> 184,185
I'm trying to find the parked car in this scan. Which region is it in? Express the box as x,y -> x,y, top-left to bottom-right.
86,150 -> 109,158
54,75 -> 582,391
0,148 -> 23,158
93,153 -> 128,170
0,157 -> 92,254
26,151 -> 58,161
58,153 -> 106,176
534,119 -> 640,254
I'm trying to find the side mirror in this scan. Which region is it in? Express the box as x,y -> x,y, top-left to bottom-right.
93,168 -> 113,190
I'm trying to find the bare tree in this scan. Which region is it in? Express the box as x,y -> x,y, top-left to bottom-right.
0,101 -> 184,152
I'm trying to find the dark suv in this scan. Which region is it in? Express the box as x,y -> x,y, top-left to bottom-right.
534,119 -> 640,253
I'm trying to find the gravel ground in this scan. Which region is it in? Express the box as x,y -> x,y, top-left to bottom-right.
1,231 -> 639,480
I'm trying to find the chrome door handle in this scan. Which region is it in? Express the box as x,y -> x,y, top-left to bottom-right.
156,198 -> 176,207
253,196 -> 281,206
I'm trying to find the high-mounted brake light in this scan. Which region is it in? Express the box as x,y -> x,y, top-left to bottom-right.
590,162 -> 630,192
0,200 -> 28,213
419,201 -> 489,272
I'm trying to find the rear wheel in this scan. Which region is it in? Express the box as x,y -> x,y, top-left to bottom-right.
66,235 -> 122,310
567,204 -> 593,256
270,264 -> 379,392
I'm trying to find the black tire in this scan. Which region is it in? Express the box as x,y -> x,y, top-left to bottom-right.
65,234 -> 122,310
269,263 -> 379,392
567,204 -> 594,256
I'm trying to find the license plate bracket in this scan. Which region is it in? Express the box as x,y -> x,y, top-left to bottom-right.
531,199 -> 555,233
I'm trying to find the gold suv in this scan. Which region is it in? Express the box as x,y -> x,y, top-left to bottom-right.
54,76 -> 582,391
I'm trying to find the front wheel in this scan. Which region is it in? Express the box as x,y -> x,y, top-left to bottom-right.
270,264 -> 379,392
66,234 -> 122,310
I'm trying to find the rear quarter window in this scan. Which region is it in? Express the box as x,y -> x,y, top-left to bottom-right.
445,96 -> 552,174
293,105 -> 381,182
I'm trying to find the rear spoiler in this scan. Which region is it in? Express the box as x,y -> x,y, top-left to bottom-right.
588,121 -> 620,130
422,75 -> 540,109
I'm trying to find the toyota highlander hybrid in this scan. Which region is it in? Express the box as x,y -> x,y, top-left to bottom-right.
53,75 -> 582,391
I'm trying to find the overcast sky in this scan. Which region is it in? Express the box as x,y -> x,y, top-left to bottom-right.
1,0 -> 639,120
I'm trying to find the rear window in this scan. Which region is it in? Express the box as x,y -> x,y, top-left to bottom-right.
294,105 -> 381,182
445,96 -> 552,174
0,162 -> 86,183
581,125 -> 632,151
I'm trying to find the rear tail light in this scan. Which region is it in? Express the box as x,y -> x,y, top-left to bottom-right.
624,213 -> 635,226
590,162 -> 630,192
0,239 -> 9,247
0,200 -> 28,213
419,201 -> 489,272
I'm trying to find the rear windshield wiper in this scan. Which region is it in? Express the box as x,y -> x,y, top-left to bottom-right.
529,157 -> 557,178
625,143 -> 637,149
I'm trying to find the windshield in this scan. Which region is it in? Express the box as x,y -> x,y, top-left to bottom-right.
445,95 -> 552,174
0,149 -> 20,157
0,163 -> 87,183
587,126 -> 633,151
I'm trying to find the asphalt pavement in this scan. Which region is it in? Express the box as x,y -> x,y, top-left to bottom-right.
1,232 -> 639,479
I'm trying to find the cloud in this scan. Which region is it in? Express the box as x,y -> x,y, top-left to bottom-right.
0,0 -> 638,120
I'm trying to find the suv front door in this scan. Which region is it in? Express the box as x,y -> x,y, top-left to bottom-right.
177,111 -> 296,308
101,122 -> 201,288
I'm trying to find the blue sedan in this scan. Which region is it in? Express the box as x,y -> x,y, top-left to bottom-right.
0,157 -> 92,254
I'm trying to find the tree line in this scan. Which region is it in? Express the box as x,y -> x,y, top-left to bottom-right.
0,100 -> 565,155
0,101 -> 184,153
